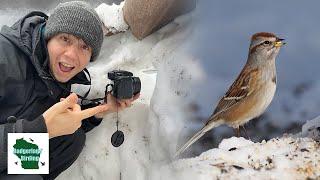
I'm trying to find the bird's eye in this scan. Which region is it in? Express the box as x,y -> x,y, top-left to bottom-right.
264,41 -> 270,45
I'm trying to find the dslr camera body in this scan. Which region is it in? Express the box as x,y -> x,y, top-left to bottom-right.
106,70 -> 141,100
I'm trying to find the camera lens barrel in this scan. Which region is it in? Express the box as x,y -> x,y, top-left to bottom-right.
107,70 -> 141,99
132,77 -> 141,96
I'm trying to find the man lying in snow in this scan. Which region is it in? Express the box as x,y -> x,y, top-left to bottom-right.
0,1 -> 138,179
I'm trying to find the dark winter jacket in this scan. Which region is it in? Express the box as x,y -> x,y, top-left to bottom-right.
0,11 -> 102,171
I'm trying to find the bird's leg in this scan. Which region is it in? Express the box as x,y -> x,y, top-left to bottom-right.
234,128 -> 240,137
242,125 -> 251,140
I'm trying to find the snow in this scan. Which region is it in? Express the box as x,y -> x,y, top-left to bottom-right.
156,135 -> 320,180
218,137 -> 254,150
149,115 -> 320,179
155,116 -> 320,180
95,2 -> 129,35
159,115 -> 320,180
301,115 -> 320,141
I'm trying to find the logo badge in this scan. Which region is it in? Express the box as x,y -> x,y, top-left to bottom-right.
7,133 -> 49,174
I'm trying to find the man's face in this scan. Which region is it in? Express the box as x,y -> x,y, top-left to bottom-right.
47,33 -> 92,83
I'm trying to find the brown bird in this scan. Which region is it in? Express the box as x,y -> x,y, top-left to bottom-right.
175,32 -> 285,156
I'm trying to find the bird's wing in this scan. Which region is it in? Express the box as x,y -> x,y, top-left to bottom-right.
212,66 -> 259,116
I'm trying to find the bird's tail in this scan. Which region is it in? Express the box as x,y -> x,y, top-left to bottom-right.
174,121 -> 221,157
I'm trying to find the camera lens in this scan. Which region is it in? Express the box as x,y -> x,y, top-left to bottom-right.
132,77 -> 141,95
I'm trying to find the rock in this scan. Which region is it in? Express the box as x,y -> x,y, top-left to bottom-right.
123,0 -> 196,39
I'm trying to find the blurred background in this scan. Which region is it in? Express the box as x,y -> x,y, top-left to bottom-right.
0,0 -> 319,156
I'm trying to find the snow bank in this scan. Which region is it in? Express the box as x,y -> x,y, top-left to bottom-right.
154,116 -> 320,180
95,2 -> 129,35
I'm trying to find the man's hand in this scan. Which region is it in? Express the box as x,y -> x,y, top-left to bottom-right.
43,93 -> 109,138
94,93 -> 140,119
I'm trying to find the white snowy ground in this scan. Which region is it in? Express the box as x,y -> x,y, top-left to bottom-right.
151,116 -> 320,180
154,135 -> 320,179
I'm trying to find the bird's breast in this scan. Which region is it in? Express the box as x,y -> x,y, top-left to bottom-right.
255,80 -> 277,116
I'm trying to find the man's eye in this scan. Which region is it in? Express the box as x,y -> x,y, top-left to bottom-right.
82,45 -> 89,51
61,35 -> 69,42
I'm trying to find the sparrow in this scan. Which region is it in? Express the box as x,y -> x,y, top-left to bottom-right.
175,32 -> 285,156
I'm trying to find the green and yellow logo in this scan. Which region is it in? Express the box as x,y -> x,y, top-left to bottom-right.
8,133 -> 49,174
13,138 -> 42,169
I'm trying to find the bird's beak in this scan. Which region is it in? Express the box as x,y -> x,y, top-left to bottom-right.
274,38 -> 286,47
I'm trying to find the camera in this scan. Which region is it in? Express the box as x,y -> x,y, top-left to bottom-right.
106,70 -> 141,100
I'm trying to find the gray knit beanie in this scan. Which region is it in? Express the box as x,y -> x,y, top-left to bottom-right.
45,1 -> 103,62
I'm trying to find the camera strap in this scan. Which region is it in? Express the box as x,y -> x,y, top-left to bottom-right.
54,68 -> 105,106
110,93 -> 125,147
77,69 -> 106,106
82,68 -> 91,99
